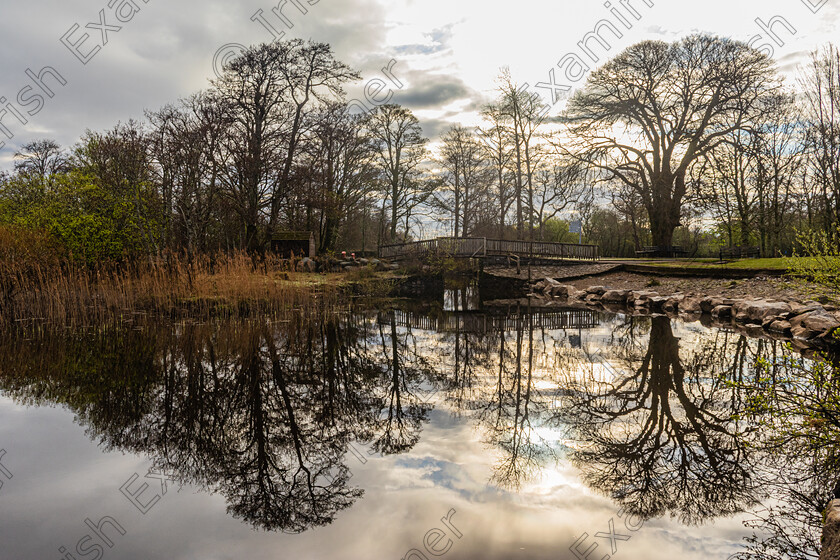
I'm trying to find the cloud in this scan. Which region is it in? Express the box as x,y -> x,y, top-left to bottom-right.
1,0 -> 838,167
397,76 -> 472,109
412,116 -> 455,140
392,23 -> 457,56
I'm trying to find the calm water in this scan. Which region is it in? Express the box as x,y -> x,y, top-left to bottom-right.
0,301 -> 828,559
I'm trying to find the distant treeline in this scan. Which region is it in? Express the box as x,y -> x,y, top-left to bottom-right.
1,36 -> 839,262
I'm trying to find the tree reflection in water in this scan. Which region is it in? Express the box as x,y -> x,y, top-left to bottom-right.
480,304 -> 557,490
0,305 -> 836,554
557,315 -> 758,524
0,313 -> 431,533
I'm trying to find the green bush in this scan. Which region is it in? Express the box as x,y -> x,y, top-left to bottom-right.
0,170 -> 159,265
787,226 -> 840,298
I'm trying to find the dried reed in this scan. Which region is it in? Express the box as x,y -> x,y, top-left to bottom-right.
0,243 -> 339,328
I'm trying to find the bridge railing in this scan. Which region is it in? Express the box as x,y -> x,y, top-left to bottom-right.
485,239 -> 598,260
379,237 -> 599,261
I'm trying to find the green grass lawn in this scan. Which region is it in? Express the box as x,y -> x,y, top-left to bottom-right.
613,257 -> 805,271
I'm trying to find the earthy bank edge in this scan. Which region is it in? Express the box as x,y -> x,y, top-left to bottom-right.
530,277 -> 840,351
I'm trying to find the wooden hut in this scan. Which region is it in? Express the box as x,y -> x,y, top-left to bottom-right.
271,231 -> 315,258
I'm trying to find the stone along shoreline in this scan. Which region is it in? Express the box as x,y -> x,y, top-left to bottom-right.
531,277 -> 840,350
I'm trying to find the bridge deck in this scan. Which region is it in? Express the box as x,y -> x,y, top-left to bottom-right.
379,237 -> 599,261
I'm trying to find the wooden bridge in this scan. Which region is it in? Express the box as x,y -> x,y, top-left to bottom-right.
378,308 -> 601,334
378,237 -> 599,261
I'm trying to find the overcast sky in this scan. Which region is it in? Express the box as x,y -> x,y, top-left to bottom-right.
0,0 -> 837,168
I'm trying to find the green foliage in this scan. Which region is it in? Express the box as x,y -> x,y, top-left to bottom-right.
643,258 -> 790,271
0,168 -> 160,265
542,218 -> 573,243
787,226 -> 840,298
737,348 -> 840,461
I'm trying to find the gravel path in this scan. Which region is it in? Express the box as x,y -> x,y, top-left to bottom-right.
486,265 -> 831,304
485,263 -> 621,281
564,271 -> 826,303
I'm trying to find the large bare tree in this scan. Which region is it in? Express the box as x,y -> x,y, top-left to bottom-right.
147,91 -> 232,256
304,102 -> 377,253
13,139 -> 69,188
564,35 -> 779,247
212,40 -> 359,252
478,103 -> 515,238
496,69 -> 548,239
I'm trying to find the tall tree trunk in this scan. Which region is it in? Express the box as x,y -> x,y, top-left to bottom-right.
454,170 -> 461,238
647,174 -> 681,248
391,178 -> 399,242
498,162 -> 506,239
322,215 -> 340,253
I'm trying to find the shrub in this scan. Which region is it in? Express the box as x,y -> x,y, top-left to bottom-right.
788,226 -> 840,298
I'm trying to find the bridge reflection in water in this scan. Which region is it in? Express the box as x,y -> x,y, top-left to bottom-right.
378,306 -> 601,334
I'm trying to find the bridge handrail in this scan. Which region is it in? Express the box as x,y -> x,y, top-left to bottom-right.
379,237 -> 599,261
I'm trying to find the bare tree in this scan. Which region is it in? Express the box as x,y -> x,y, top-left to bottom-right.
304,102 -> 377,253
147,91 -> 232,256
752,92 -> 805,255
367,104 -> 428,243
610,179 -> 648,253
265,41 -> 360,242
564,35 -> 779,247
436,125 -> 491,237
695,91 -> 804,254
703,129 -> 758,247
13,139 -> 69,188
496,69 -> 548,239
478,103 -> 515,238
533,157 -> 586,240
801,44 -> 840,232
212,42 -> 290,251
212,40 -> 359,252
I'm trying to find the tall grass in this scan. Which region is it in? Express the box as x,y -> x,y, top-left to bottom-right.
0,227 -> 339,328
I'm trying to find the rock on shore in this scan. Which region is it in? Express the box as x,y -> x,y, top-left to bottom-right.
530,277 -> 840,344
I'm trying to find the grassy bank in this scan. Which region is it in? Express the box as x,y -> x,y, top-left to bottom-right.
605,257 -> 794,271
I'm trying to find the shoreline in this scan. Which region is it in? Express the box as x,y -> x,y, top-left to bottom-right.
527,271 -> 840,354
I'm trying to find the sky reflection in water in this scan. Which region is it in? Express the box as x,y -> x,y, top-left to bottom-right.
0,303 -> 821,559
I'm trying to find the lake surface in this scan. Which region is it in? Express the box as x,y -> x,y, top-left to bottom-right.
0,300 -> 828,559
